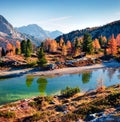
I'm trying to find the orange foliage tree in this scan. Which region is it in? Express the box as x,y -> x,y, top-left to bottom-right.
6,42 -> 14,56
16,40 -> 21,49
62,44 -> 67,56
66,40 -> 72,54
93,38 -> 101,52
66,40 -> 72,49
59,38 -> 64,48
44,38 -> 51,52
49,40 -> 58,53
16,40 -> 21,54
108,34 -> 117,55
116,34 -> 120,47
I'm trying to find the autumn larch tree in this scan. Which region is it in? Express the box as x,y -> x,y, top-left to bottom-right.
44,39 -> 51,52
108,34 -> 117,56
62,44 -> 67,56
6,42 -> 14,56
66,40 -> 72,49
59,38 -> 64,48
49,40 -> 58,53
66,40 -> 72,54
116,34 -> 120,53
93,38 -> 101,52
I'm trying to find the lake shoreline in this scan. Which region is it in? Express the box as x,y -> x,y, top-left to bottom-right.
0,84 -> 120,121
0,60 -> 120,78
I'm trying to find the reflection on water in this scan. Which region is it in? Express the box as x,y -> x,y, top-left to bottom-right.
0,68 -> 120,105
37,78 -> 48,96
82,72 -> 91,84
26,76 -> 48,95
26,76 -> 34,88
107,68 -> 116,81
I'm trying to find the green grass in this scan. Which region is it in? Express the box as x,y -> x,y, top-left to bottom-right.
61,86 -> 80,98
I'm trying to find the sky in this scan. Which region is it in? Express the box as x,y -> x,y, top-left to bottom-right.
0,0 -> 120,33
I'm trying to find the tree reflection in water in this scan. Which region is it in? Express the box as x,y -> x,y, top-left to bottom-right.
107,68 -> 116,81
82,72 -> 91,84
37,78 -> 48,96
26,75 -> 34,88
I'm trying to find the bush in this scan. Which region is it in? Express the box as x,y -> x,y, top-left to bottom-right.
44,96 -> 53,103
31,112 -> 41,121
61,86 -> 80,98
27,61 -> 37,67
0,111 -> 15,118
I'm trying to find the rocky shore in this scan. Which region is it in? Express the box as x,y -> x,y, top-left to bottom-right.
0,60 -> 120,78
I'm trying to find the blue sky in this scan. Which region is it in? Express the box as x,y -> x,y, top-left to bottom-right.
0,0 -> 120,33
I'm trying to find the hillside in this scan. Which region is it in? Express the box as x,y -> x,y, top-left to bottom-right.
15,24 -> 63,40
56,20 -> 120,42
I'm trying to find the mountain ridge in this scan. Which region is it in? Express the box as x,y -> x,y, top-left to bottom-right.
56,19 -> 120,42
15,24 -> 63,40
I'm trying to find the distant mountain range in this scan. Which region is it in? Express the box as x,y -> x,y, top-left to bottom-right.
0,15 -> 63,48
56,20 -> 120,42
1,14 -> 120,49
0,15 -> 44,47
15,24 -> 63,40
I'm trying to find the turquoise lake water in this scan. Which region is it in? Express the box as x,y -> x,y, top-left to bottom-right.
0,68 -> 120,105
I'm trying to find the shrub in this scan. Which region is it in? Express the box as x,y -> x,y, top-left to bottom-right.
44,96 -> 53,103
0,111 -> 15,118
61,86 -> 80,98
27,61 -> 37,67
31,112 -> 41,121
62,113 -> 79,121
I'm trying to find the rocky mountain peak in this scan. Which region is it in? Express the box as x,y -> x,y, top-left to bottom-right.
0,15 -> 14,35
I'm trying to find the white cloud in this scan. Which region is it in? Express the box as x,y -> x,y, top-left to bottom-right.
48,16 -> 72,22
37,16 -> 72,24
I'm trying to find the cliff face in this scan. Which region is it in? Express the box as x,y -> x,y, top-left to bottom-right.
56,20 -> 120,42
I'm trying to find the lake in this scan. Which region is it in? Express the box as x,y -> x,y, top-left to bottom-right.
0,68 -> 120,105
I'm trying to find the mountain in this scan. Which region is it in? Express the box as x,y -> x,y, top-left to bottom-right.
56,20 -> 120,42
15,24 -> 63,40
0,15 -> 23,49
49,30 -> 63,39
0,15 -> 22,39
0,15 -> 42,48
15,24 -> 48,40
